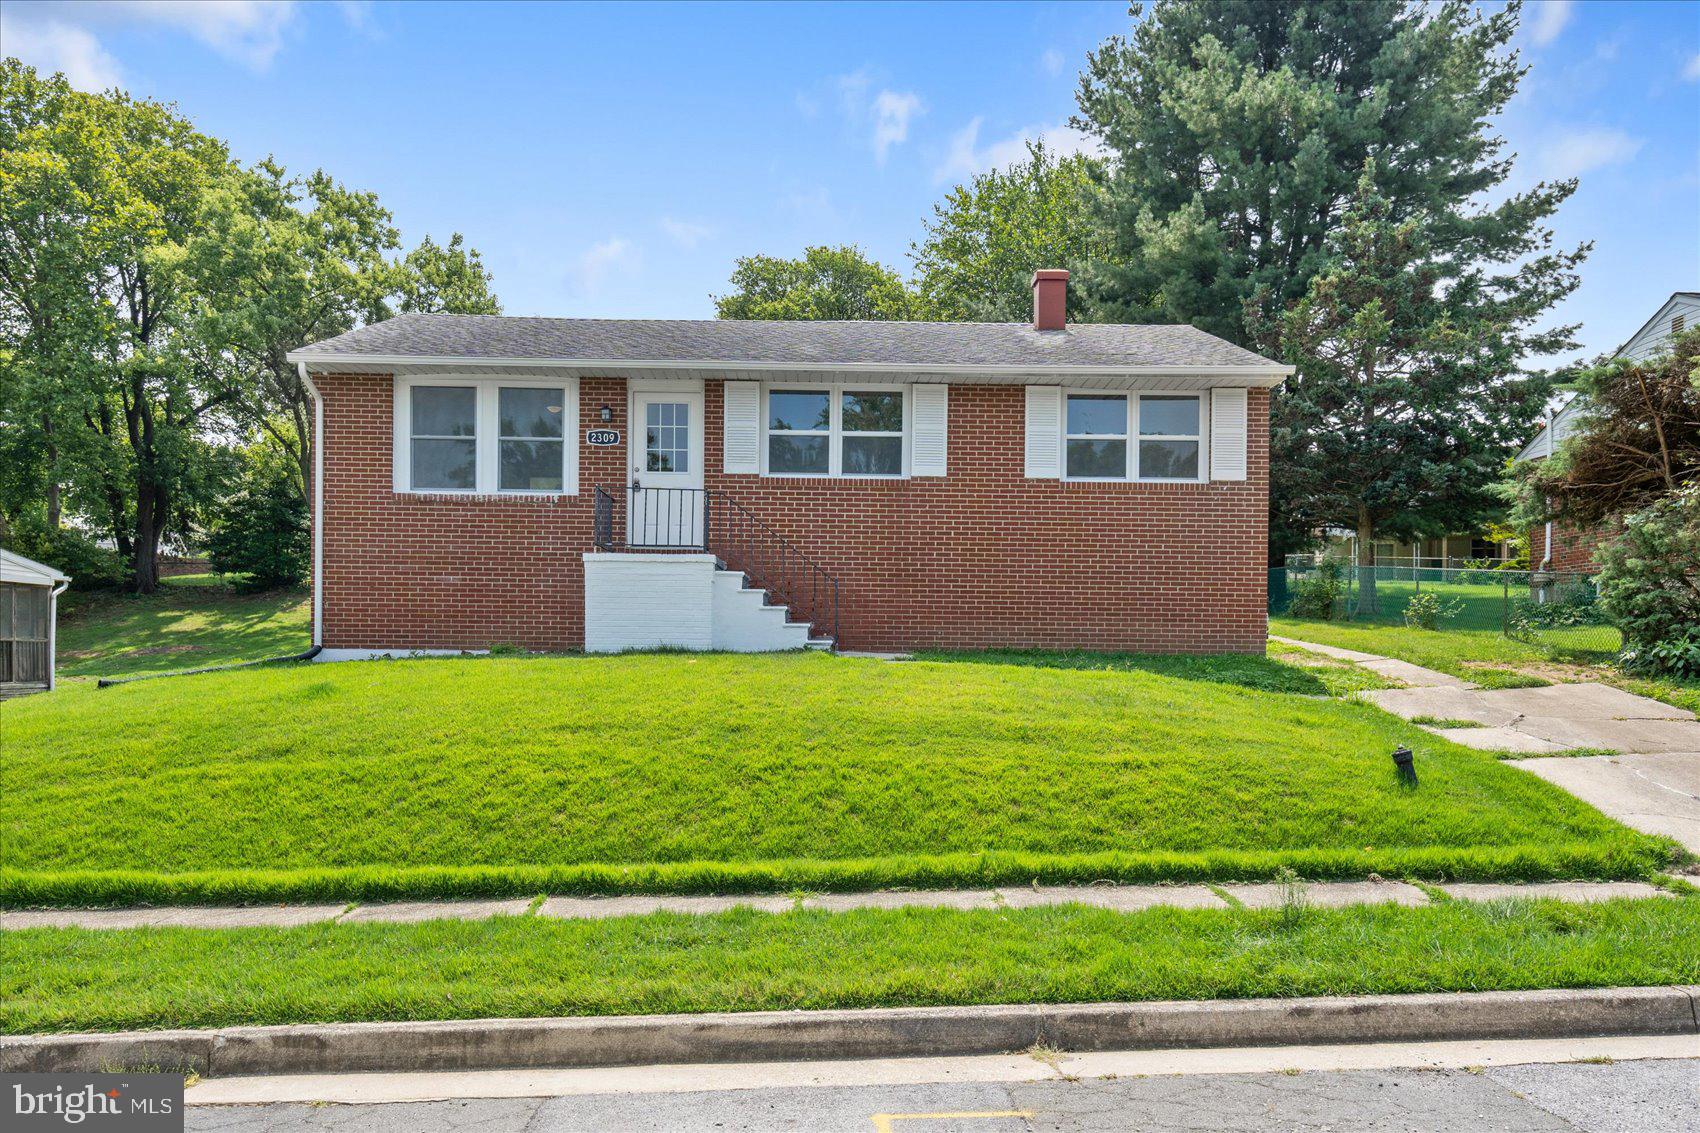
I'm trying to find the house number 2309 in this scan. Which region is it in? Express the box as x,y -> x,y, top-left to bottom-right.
586,429 -> 620,446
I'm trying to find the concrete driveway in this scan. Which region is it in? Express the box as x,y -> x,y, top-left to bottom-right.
1361,680 -> 1700,852
1360,682 -> 1700,756
1274,637 -> 1700,853
1512,751 -> 1700,854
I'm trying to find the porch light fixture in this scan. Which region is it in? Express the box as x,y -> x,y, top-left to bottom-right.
598,405 -> 613,422
1392,745 -> 1417,787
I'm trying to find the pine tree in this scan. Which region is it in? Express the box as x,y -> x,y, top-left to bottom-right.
1075,1 -> 1587,557
1252,164 -> 1574,611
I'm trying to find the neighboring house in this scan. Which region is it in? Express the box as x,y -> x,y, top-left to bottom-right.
1516,289 -> 1698,572
287,270 -> 1290,657
1321,530 -> 1517,568
1,548 -> 71,697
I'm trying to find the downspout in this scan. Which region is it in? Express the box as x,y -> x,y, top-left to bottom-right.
1541,406 -> 1555,570
48,579 -> 68,692
298,362 -> 325,650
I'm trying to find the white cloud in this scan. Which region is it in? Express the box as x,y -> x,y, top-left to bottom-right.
572,237 -> 639,294
832,69 -> 922,161
1,1 -> 298,79
0,11 -> 124,90
126,1 -> 297,69
334,1 -> 376,35
658,217 -> 716,249
1541,127 -> 1644,178
1683,52 -> 1700,82
870,90 -> 921,162
1528,1 -> 1574,48
934,118 -> 1107,183
1040,48 -> 1065,76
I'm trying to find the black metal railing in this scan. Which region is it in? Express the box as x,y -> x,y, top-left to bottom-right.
592,485 -> 840,646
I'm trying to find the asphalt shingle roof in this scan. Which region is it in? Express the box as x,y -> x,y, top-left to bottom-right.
292,313 -> 1284,371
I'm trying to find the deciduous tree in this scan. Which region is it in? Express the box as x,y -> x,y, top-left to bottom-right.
912,140 -> 1109,322
1513,331 -> 1700,532
714,245 -> 926,321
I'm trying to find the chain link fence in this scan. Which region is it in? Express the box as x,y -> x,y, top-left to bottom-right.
1269,561 -> 1621,657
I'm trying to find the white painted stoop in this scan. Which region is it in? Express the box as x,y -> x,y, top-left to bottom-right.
583,552 -> 833,654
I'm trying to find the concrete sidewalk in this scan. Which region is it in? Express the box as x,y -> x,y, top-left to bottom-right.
0,880 -> 1673,931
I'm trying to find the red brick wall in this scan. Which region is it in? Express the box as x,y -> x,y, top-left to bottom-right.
317,374 -> 1270,654
1541,520 -> 1612,573
316,373 -> 625,652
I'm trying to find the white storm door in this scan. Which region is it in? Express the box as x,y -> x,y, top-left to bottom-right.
629,391 -> 706,547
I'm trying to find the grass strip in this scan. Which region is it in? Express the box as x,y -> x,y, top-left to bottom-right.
4,898 -> 1695,1035
1,837 -> 1678,909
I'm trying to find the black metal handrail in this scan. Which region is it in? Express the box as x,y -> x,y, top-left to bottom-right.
592,485 -> 840,647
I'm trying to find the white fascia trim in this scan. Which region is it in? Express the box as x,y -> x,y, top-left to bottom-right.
298,362 -> 324,648
289,352 -> 1293,383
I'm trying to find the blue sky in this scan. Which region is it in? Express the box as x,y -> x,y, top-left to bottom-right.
2,0 -> 1696,360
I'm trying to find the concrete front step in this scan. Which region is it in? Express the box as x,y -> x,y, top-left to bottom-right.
1,881 -> 1673,931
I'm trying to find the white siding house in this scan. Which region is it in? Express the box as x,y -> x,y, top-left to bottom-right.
1517,289 -> 1698,463
1,548 -> 71,697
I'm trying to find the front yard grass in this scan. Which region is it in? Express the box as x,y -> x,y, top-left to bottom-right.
55,575 -> 309,679
3,897 -> 1695,1034
0,652 -> 1675,906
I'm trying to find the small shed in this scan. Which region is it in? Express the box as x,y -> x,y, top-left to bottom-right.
1,548 -> 71,698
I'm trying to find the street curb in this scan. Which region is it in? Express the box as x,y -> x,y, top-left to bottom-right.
4,987 -> 1697,1078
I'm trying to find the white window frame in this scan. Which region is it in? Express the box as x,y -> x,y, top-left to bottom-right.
1134,393 -> 1207,482
1060,390 -> 1208,483
1063,392 -> 1130,482
393,375 -> 579,496
761,383 -> 910,479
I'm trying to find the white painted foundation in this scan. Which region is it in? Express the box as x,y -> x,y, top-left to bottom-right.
583,552 -> 815,653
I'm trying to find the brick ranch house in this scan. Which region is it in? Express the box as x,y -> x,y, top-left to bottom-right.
288,271 -> 1291,657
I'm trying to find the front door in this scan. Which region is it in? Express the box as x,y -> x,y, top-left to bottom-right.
629,390 -> 706,547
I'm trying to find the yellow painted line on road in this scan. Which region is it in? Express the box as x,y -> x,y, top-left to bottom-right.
870,1110 -> 1034,1132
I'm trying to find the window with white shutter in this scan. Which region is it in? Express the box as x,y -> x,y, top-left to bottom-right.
1024,386 -> 1062,478
721,381 -> 761,474
911,384 -> 948,476
1209,388 -> 1248,481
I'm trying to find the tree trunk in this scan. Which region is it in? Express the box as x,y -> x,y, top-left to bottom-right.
1355,506 -> 1378,616
42,415 -> 61,528
133,481 -> 166,594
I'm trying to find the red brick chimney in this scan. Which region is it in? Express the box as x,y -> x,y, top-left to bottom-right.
1032,269 -> 1068,331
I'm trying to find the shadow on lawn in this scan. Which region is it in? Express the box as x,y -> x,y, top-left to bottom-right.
912,649 -> 1333,696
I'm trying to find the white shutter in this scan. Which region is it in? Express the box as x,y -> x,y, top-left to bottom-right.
722,381 -> 760,474
1210,387 -> 1248,481
911,384 -> 948,476
1024,386 -> 1062,479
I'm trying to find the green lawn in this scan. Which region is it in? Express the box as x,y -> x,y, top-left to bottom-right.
1271,615 -> 1557,688
55,575 -> 309,679
1,651 -> 1674,906
1271,615 -> 1700,709
4,898 -> 1696,1035
917,647 -> 1396,697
